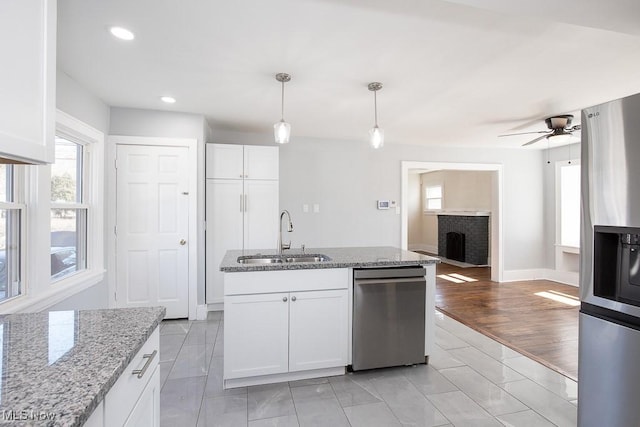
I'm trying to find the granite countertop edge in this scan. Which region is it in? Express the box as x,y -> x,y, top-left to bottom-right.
220,246 -> 439,272
0,306 -> 166,427
78,307 -> 166,426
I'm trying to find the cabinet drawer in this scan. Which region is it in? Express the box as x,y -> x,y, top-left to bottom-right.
224,268 -> 349,295
104,328 -> 159,427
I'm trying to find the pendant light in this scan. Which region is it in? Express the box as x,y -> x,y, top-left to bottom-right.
274,73 -> 291,144
368,82 -> 384,149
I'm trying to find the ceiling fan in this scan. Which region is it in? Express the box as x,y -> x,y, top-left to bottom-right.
499,115 -> 581,146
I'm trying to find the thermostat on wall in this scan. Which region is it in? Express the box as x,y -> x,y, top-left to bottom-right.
377,200 -> 396,210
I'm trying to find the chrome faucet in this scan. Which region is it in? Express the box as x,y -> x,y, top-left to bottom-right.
278,210 -> 294,255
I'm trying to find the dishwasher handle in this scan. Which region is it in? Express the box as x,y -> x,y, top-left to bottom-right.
353,266 -> 426,280
354,277 -> 426,286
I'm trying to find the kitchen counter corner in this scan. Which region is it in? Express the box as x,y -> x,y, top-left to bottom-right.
0,306 -> 165,426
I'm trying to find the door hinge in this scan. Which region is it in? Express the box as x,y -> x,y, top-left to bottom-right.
114,291 -> 117,302
114,225 -> 117,235
114,158 -> 118,169
203,220 -> 207,231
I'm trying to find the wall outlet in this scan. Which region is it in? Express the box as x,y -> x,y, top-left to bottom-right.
303,204 -> 309,213
313,204 -> 320,213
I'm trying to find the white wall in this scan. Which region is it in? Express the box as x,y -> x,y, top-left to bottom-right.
243,134 -> 546,272
407,173 -> 422,247
109,107 -> 207,306
56,70 -> 110,134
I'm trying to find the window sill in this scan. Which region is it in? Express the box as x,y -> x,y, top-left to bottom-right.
0,269 -> 106,314
556,245 -> 580,254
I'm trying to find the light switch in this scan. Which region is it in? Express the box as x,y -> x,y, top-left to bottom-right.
303,204 -> 309,213
313,204 -> 320,213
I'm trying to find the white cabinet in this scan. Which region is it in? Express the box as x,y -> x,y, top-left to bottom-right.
123,368 -> 160,427
205,143 -> 279,304
0,0 -> 55,164
289,290 -> 348,372
90,327 -> 160,427
206,143 -> 279,180
223,269 -> 349,387
224,292 -> 290,378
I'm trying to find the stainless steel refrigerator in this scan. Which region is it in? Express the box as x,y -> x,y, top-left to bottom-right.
579,91 -> 640,426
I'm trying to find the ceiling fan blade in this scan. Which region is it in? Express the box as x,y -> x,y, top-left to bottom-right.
522,134 -> 549,146
499,130 -> 550,137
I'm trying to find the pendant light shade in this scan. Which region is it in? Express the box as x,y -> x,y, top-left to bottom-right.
274,73 -> 291,144
369,126 -> 384,149
368,82 -> 384,149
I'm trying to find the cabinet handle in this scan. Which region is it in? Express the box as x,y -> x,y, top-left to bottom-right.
239,174 -> 243,178
283,297 -> 288,302
240,194 -> 243,212
244,194 -> 248,212
291,296 -> 297,301
132,349 -> 157,379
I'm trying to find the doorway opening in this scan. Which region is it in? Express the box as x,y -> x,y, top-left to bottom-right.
400,161 -> 503,282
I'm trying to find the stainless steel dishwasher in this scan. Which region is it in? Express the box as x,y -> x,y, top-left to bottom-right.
352,266 -> 426,371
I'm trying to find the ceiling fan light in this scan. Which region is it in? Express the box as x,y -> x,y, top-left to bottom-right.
548,133 -> 572,144
274,120 -> 291,144
369,126 -> 384,149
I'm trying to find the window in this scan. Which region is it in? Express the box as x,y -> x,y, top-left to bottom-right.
0,164 -> 23,302
425,185 -> 443,210
50,137 -> 88,281
558,162 -> 580,247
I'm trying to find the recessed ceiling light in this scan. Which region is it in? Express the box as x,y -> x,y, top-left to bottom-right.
161,96 -> 176,104
109,26 -> 135,41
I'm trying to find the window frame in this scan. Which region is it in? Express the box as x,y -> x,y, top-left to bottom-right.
50,135 -> 89,282
555,159 -> 581,250
424,184 -> 444,212
0,164 -> 26,304
0,110 -> 105,313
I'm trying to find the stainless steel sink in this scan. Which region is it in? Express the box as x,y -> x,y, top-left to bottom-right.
237,256 -> 283,265
237,254 -> 331,265
284,255 -> 331,263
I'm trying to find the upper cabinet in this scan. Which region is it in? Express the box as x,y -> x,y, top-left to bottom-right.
206,144 -> 279,180
0,0 -> 56,164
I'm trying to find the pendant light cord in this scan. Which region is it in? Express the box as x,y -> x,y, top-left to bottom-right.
373,90 -> 378,127
281,80 -> 285,121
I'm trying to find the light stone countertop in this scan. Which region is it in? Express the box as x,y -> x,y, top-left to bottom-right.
220,246 -> 439,272
0,307 -> 165,426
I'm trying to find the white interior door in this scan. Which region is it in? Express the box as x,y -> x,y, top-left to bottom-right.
116,144 -> 189,318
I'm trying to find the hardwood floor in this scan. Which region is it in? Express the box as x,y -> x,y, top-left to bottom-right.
433,261 -> 579,381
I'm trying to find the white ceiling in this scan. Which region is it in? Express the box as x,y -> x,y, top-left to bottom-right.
57,0 -> 640,148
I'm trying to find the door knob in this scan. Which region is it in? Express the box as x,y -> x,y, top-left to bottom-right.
179,239 -> 187,246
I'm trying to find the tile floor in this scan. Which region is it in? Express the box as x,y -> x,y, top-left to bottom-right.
159,310 -> 578,427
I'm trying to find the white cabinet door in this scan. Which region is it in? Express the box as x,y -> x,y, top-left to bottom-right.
0,0 -> 55,164
124,366 -> 160,427
224,293 -> 290,379
244,145 -> 279,180
206,143 -> 244,179
104,328 -> 159,427
244,180 -> 279,250
289,290 -> 348,372
206,179 -> 244,304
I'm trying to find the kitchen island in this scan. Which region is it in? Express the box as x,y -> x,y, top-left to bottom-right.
0,307 -> 165,426
220,246 -> 438,389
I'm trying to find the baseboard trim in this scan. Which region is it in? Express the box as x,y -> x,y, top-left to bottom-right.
501,268 -> 578,286
408,244 -> 437,254
207,302 -> 223,312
